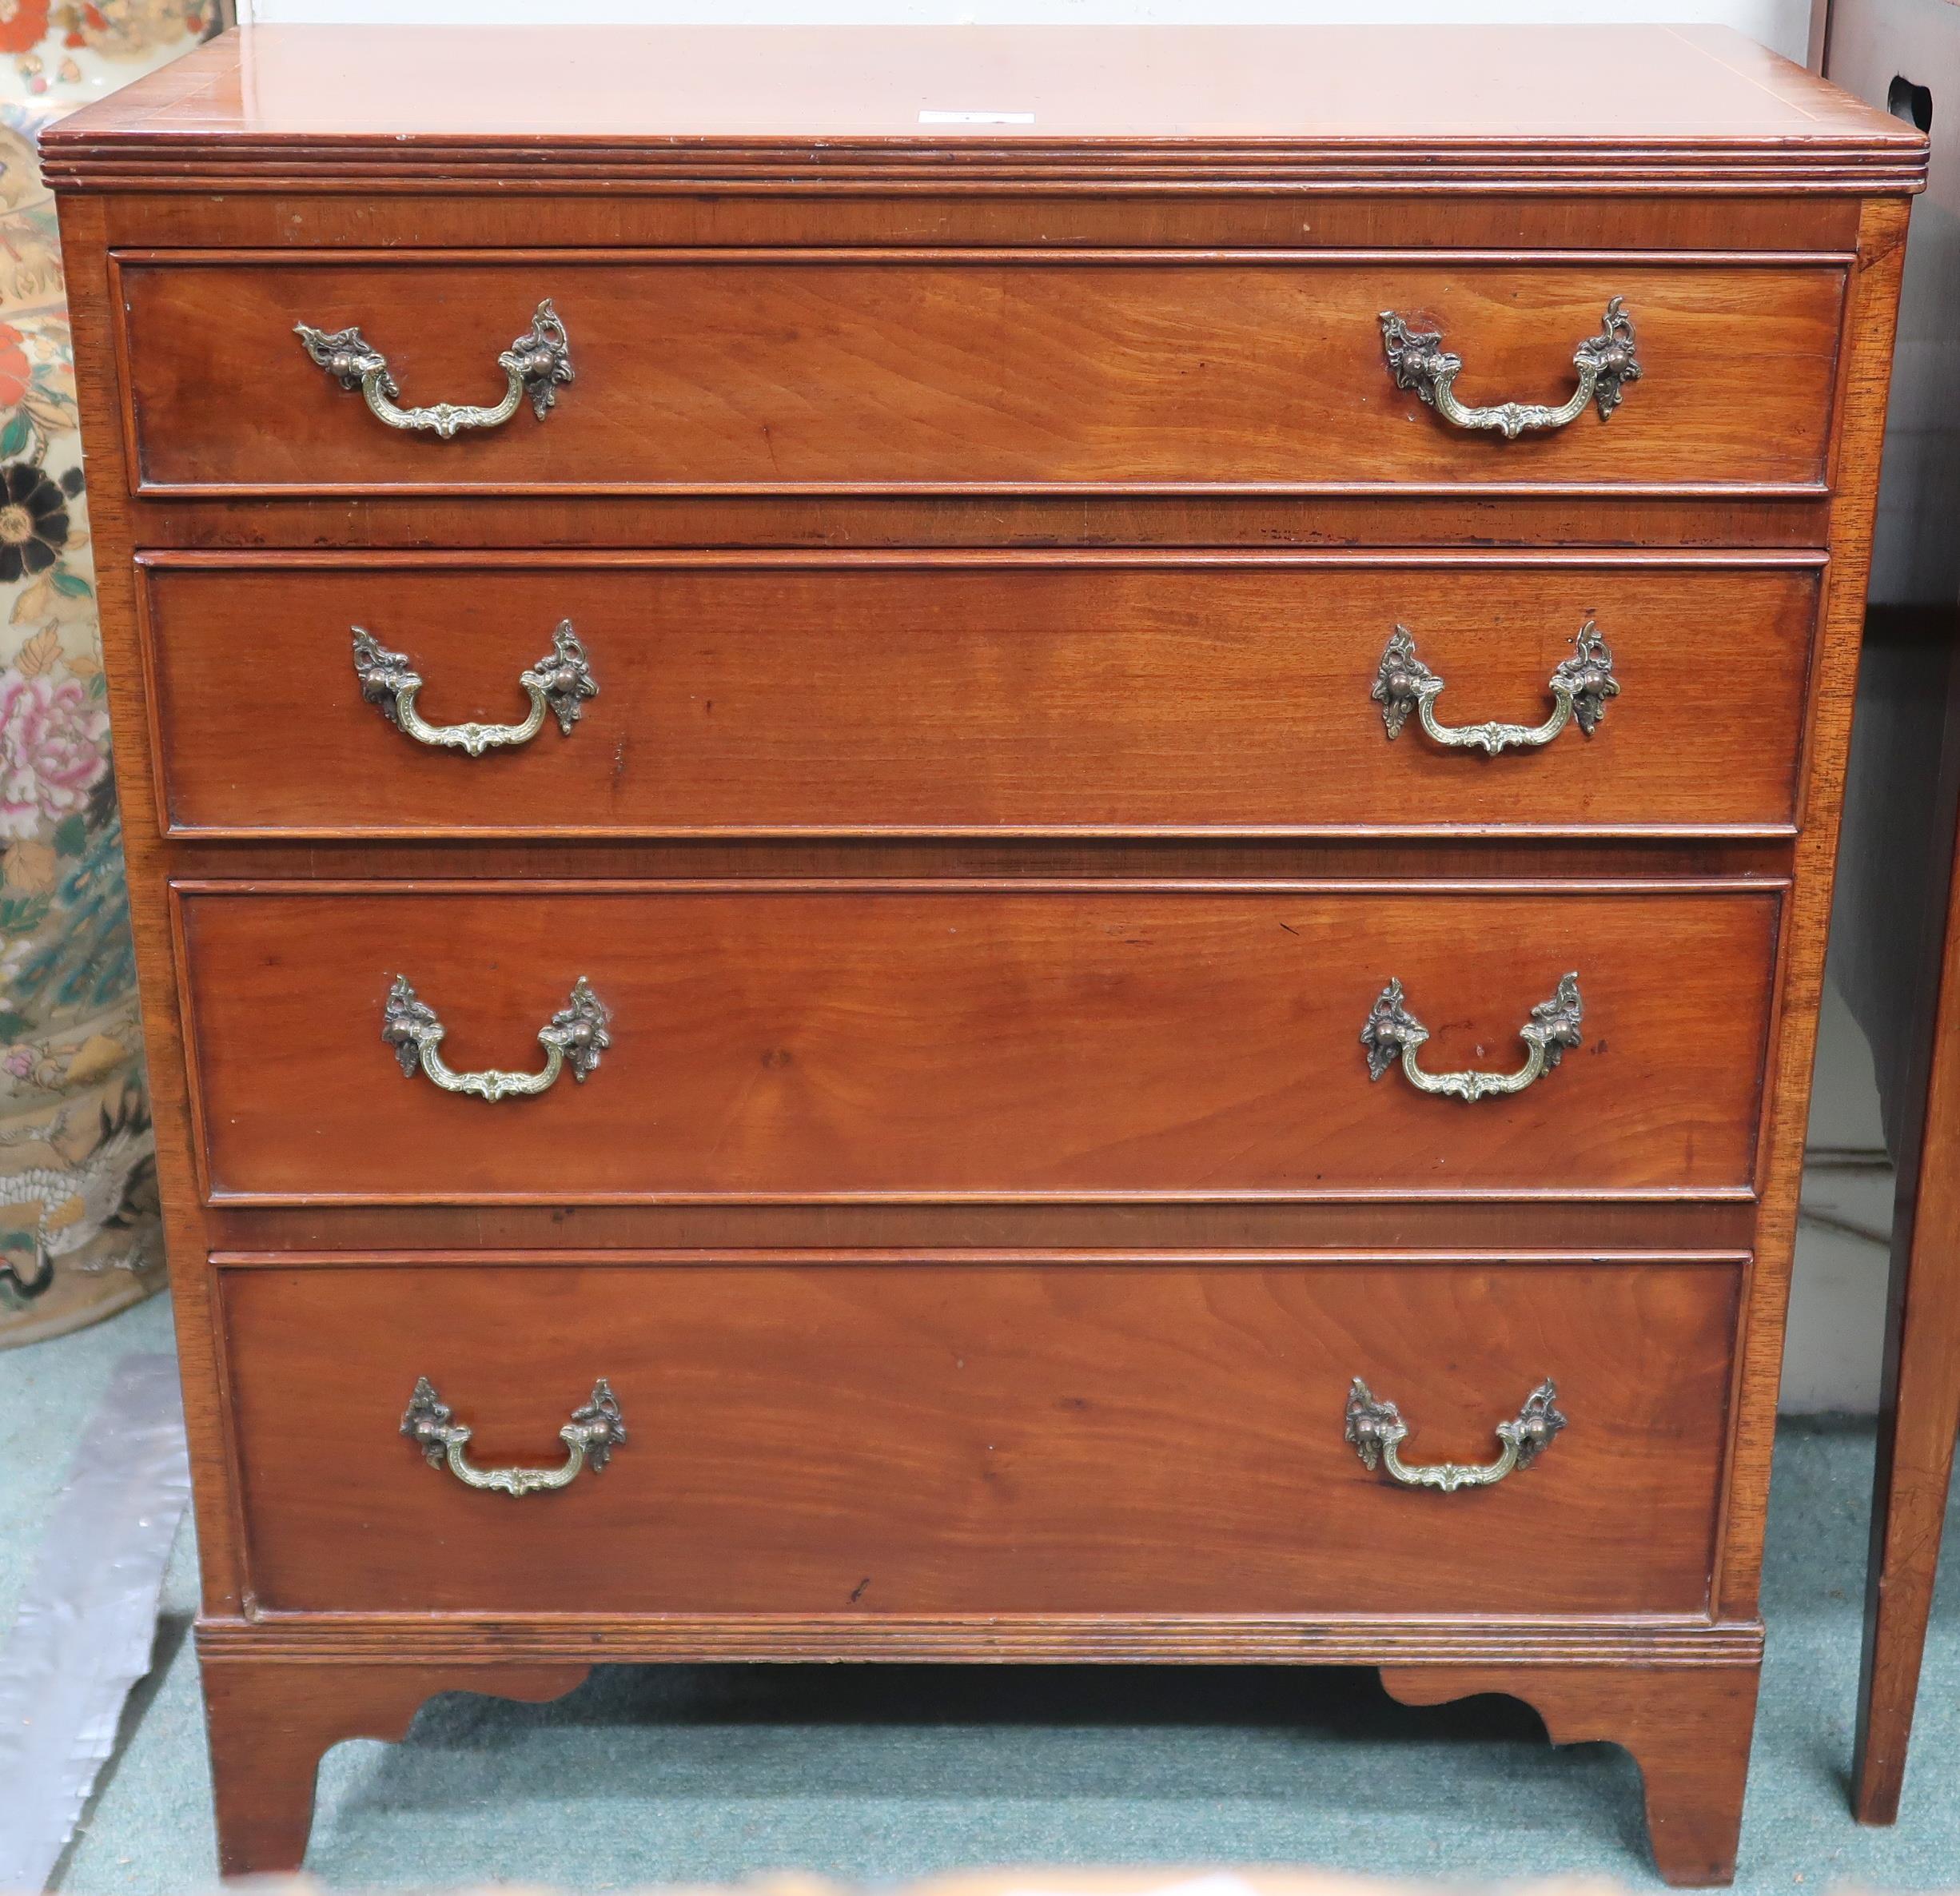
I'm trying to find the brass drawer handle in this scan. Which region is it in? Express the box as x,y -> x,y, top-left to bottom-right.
1372,621 -> 1618,756
353,620 -> 598,757
1379,297 -> 1639,439
1345,1378 -> 1566,1492
1361,972 -> 1583,1102
296,298 -> 573,440
402,1376 -> 624,1497
382,974 -> 611,1102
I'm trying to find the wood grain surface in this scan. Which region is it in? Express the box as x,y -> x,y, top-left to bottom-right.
139,552 -> 1822,838
86,190 -> 1871,257
1710,197 -> 1910,1632
219,1257 -> 1740,1617
172,881 -> 1780,1203
114,255 -> 1844,496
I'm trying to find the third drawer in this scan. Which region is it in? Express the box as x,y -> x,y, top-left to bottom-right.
173,881 -> 1780,1203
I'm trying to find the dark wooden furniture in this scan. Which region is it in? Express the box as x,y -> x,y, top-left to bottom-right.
43,24 -> 1923,1885
1851,751 -> 1960,1822
1846,627 -> 1960,1823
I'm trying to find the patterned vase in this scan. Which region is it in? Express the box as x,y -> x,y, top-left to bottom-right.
0,1 -> 220,1348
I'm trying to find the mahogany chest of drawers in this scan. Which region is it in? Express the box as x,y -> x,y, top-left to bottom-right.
43,24 -> 1923,1886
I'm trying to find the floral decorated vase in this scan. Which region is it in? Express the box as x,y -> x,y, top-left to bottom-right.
0,0 -> 220,1347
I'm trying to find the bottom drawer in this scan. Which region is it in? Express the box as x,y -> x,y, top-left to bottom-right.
221,1256 -> 1740,1619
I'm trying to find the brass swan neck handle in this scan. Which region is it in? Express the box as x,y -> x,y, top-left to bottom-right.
1373,622 -> 1619,756
1345,1378 -> 1567,1492
297,298 -> 573,440
382,975 -> 612,1102
353,620 -> 599,757
1380,298 -> 1640,439
1361,972 -> 1584,1102
402,1376 -> 625,1497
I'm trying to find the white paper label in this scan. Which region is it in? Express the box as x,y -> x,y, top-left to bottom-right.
918,109 -> 1036,125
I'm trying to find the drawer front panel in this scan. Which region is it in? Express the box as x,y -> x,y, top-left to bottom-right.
175,883 -> 1779,1202
116,254 -> 1844,495
221,1257 -> 1740,1617
142,556 -> 1821,838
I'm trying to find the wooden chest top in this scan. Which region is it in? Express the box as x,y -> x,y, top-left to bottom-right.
40,22 -> 1922,194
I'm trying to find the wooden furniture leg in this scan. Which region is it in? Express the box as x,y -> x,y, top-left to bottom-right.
200,1657 -> 589,1877
1854,731 -> 1960,1822
1381,1662 -> 1760,1886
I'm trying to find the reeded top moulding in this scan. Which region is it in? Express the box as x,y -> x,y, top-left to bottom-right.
40,22 -> 1926,196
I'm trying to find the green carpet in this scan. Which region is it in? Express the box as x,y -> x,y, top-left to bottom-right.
10,1294 -> 1960,1894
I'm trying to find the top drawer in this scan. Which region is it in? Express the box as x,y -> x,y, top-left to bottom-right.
110,251 -> 1846,499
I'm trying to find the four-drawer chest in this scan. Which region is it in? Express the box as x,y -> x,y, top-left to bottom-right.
42,24 -> 1925,1884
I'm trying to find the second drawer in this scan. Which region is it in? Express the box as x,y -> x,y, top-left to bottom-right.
137,554 -> 1822,838
174,882 -> 1779,1203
